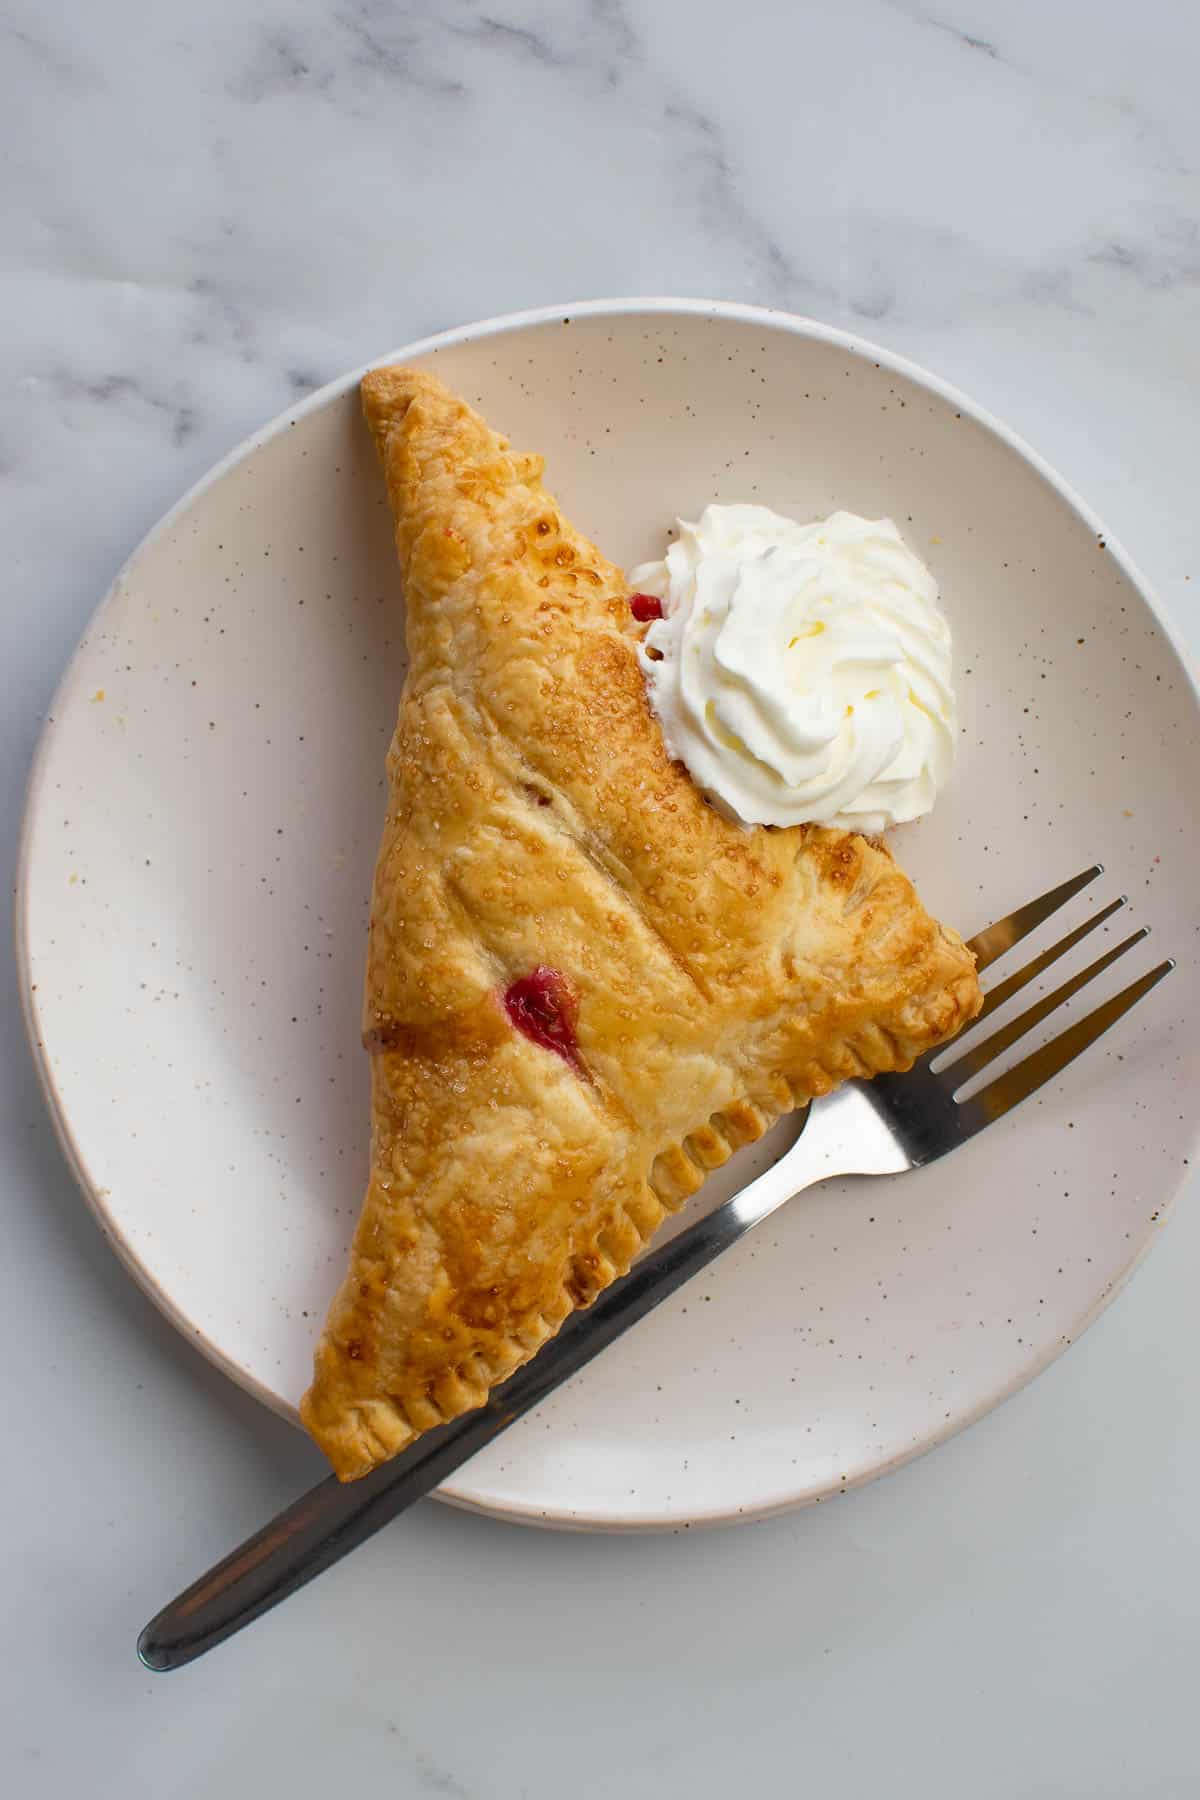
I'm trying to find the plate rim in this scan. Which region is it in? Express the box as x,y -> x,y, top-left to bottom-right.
16,295 -> 1200,1530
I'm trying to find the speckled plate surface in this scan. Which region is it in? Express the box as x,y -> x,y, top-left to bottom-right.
17,300 -> 1200,1529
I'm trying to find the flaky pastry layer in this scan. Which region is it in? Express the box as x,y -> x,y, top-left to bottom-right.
301,368 -> 981,1478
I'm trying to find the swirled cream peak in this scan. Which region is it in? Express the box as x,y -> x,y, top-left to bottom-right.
634,504 -> 956,834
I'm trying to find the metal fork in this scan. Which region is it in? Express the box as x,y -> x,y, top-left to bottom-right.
138,866 -> 1172,1672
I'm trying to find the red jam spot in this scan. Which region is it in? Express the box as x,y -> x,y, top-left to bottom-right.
629,592 -> 663,622
503,967 -> 582,1071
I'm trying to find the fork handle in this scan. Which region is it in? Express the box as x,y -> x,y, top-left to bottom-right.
137,1114 -> 847,1672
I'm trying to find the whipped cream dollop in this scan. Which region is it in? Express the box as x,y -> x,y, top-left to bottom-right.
634,504 -> 956,834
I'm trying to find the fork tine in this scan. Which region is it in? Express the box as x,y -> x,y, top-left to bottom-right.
967,865 -> 1102,972
943,928 -> 1150,1087
964,960 -> 1175,1124
968,895 -> 1128,1029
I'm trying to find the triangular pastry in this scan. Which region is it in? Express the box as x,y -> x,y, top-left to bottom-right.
301,368 -> 982,1479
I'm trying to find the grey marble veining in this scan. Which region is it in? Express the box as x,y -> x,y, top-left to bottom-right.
2,3 -> 1199,1796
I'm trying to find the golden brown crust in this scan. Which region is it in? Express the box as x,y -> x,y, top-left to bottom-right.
300,368 -> 982,1479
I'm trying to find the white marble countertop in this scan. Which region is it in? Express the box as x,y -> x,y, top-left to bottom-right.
3,2 -> 1198,1793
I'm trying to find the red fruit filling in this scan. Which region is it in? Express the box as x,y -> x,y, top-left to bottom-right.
503,967 -> 582,1071
629,592 -> 663,622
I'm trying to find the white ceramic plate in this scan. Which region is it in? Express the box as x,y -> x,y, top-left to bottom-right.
18,300 -> 1200,1529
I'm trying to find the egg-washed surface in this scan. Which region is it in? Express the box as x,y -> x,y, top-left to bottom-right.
300,370 -> 981,1481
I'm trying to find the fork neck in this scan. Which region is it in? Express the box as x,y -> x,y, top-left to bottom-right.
732,1085 -> 911,1231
